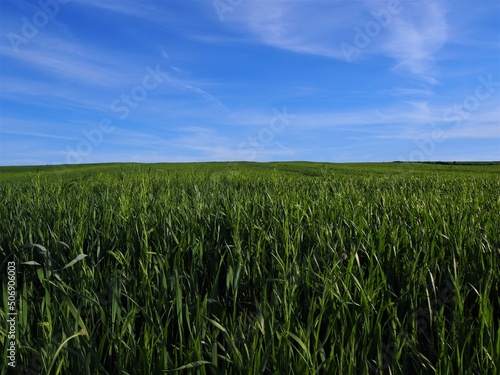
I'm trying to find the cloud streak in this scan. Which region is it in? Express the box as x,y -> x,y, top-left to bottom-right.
382,1 -> 448,83
232,1 -> 448,83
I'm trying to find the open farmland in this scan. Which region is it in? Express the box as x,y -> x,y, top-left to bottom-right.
1,162 -> 499,374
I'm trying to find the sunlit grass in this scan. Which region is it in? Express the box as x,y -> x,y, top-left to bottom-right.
1,162 -> 499,374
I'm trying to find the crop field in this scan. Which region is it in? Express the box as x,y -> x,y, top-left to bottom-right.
1,162 -> 499,374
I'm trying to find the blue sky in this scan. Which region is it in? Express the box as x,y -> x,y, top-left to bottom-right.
0,0 -> 499,165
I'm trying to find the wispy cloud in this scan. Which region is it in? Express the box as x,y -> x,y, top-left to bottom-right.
389,87 -> 436,97
381,2 -> 448,83
0,128 -> 76,141
161,72 -> 230,112
0,35 -> 135,88
232,1 -> 449,83
234,1 -> 365,59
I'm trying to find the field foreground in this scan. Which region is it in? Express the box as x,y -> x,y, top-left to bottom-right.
1,162 -> 499,374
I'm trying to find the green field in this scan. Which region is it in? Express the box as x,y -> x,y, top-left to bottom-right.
1,162 -> 499,374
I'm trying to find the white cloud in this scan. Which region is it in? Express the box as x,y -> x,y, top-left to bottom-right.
232,1 -> 449,83
381,2 -> 448,83
0,34 -> 135,88
234,1 -> 366,59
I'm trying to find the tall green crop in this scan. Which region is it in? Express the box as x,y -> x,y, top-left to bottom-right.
1,162 -> 499,374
